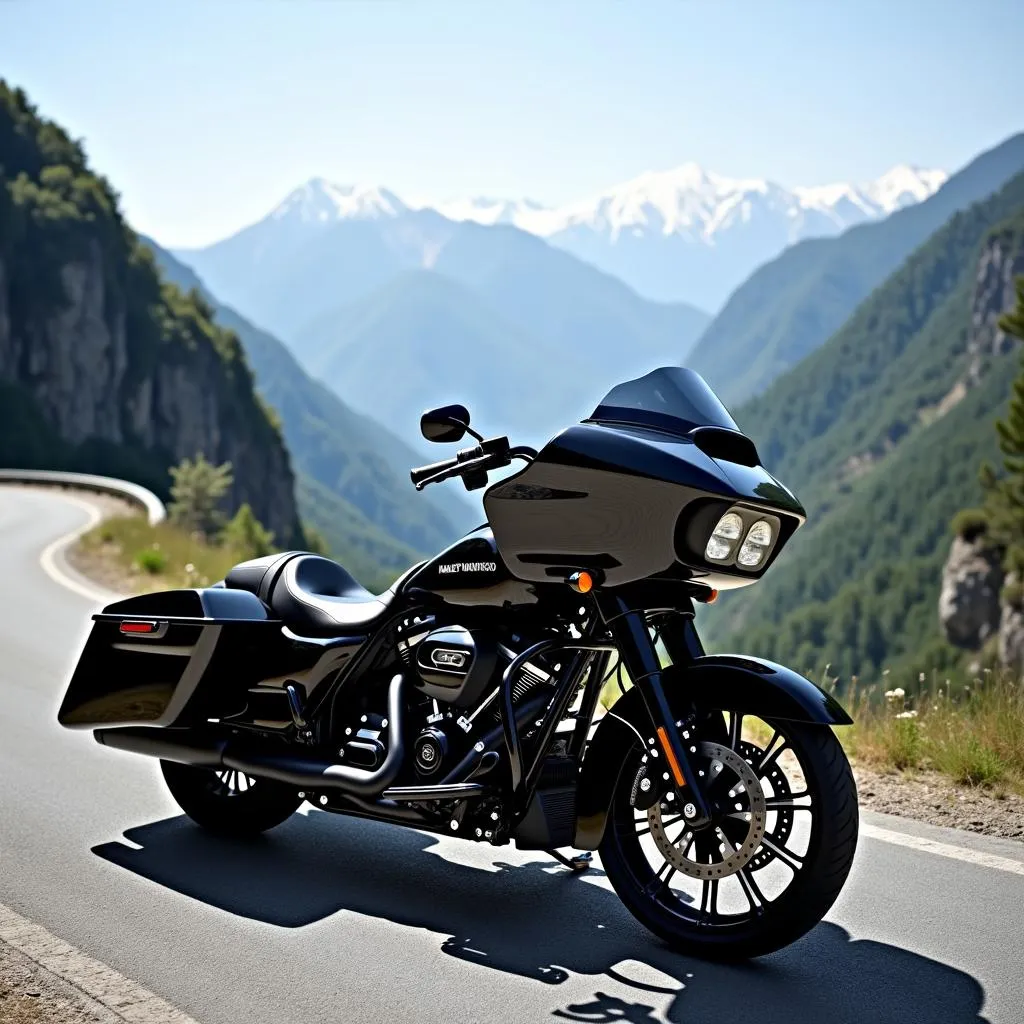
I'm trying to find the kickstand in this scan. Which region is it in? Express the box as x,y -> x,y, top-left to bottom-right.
547,849 -> 593,874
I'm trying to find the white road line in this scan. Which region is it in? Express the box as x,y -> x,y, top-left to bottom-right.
0,902 -> 200,1024
862,823 -> 1024,877
35,492 -> 122,603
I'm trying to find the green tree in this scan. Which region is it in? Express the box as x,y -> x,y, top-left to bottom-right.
168,454 -> 233,539
301,523 -> 331,557
221,503 -> 275,559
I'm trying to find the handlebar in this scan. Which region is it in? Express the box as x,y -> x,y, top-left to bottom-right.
409,455 -> 464,489
410,437 -> 537,491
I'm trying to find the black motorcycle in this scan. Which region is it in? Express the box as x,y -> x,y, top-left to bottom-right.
59,366 -> 857,960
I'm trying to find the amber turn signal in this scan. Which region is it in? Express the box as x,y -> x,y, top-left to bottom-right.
696,588 -> 719,604
567,571 -> 594,594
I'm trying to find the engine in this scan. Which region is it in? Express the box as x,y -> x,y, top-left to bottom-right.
394,617 -> 556,781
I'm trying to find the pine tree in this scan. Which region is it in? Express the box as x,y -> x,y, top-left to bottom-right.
221,503 -> 275,559
168,454 -> 234,539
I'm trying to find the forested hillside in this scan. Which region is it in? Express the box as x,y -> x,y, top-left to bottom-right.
703,176 -> 1024,679
687,133 -> 1024,406
0,82 -> 302,543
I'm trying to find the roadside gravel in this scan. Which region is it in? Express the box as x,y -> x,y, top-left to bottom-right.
854,763 -> 1024,840
0,942 -> 122,1024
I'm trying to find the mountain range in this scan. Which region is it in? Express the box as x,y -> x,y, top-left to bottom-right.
175,197 -> 710,449
431,163 -> 947,309
182,163 -> 946,315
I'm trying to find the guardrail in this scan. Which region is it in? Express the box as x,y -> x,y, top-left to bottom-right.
0,469 -> 166,525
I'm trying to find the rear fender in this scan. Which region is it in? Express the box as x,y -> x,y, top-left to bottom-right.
574,654 -> 851,850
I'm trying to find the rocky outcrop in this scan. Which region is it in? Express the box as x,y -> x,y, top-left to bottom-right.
939,535 -> 1004,649
965,225 -> 1024,385
998,576 -> 1024,669
0,243 -> 301,543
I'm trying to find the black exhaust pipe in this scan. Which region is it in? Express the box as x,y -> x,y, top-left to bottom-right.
96,673 -> 406,799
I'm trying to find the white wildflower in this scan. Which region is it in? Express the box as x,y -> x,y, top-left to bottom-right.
184,562 -> 195,574
895,710 -> 918,719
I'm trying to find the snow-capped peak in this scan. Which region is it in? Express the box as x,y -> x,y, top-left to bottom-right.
270,177 -> 406,224
862,164 -> 949,213
427,196 -> 549,230
430,162 -> 948,245
794,165 -> 947,218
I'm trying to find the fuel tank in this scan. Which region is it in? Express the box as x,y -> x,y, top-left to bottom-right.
400,527 -> 544,608
483,422 -> 805,590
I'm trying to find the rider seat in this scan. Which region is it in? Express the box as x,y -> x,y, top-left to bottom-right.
225,552 -> 392,634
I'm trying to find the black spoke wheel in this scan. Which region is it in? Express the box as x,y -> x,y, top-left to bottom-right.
599,715 -> 858,960
161,760 -> 303,837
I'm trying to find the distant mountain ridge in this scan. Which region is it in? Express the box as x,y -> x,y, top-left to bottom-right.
435,163 -> 945,238
172,193 -> 710,451
180,162 -> 946,311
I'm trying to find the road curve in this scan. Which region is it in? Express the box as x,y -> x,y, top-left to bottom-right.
1,485 -> 1022,1024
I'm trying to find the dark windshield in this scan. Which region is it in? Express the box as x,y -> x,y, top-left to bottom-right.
587,366 -> 738,436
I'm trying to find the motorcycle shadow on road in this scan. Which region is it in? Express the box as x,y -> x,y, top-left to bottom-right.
93,809 -> 988,1024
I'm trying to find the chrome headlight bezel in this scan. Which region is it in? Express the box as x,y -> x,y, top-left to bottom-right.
701,506 -> 782,572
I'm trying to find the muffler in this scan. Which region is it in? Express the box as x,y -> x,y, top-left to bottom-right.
95,673 -> 406,799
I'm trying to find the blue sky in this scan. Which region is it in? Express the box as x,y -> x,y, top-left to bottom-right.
2,0 -> 1022,247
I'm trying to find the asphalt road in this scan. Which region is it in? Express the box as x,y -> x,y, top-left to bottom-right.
1,485 -> 1022,1024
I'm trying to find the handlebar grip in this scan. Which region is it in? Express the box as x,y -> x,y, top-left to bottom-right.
410,457 -> 460,488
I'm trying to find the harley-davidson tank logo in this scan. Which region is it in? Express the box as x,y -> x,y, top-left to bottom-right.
431,648 -> 468,668
437,562 -> 497,574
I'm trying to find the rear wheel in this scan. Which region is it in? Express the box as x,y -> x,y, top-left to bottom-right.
161,760 -> 303,837
599,715 -> 858,960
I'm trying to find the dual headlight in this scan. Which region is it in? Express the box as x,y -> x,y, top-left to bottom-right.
704,511 -> 775,569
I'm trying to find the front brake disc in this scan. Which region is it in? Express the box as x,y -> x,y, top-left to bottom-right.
646,741 -> 767,880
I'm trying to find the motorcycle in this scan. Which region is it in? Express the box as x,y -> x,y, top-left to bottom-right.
59,366 -> 857,960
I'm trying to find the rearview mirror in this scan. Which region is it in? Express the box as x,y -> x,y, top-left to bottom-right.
420,404 -> 471,443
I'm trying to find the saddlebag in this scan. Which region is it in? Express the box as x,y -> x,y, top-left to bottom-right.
58,587 -> 286,730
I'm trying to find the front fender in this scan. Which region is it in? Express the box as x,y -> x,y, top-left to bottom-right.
573,654 -> 851,850
673,654 -> 853,726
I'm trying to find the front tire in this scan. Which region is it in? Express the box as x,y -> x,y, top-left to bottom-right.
161,760 -> 303,837
599,716 -> 858,960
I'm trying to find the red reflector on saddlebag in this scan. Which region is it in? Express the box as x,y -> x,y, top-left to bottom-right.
120,620 -> 158,634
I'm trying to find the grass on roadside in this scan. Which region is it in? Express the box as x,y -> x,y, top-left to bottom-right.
839,667 -> 1024,794
599,647 -> 1024,795
75,514 -> 258,593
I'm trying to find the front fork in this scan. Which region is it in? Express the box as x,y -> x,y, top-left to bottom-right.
595,593 -> 712,819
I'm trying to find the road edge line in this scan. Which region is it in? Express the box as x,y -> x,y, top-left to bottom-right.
35,491 -> 124,603
862,822 -> 1024,876
0,901 -> 200,1024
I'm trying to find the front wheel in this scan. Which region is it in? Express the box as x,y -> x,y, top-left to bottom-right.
599,715 -> 858,960
161,760 -> 303,837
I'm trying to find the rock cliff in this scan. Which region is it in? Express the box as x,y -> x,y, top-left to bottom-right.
939,221 -> 1024,661
965,219 -> 1024,385
0,83 -> 301,543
